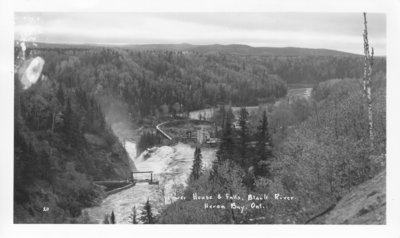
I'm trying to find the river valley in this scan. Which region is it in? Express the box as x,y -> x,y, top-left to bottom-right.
84,87 -> 312,223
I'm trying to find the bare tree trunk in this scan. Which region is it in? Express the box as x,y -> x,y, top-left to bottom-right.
363,12 -> 374,148
51,111 -> 56,133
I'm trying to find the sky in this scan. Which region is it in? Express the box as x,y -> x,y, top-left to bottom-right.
14,12 -> 386,55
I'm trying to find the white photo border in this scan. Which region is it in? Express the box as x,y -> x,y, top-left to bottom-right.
0,0 -> 399,237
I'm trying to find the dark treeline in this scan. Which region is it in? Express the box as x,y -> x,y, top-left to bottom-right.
22,46 -> 385,121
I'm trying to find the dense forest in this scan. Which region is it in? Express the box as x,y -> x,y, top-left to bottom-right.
14,48 -> 136,223
14,43 -> 386,223
159,73 -> 386,223
21,45 -> 385,119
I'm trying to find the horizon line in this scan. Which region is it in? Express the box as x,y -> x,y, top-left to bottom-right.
14,40 -> 384,56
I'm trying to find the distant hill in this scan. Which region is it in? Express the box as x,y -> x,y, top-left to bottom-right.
20,42 -> 360,57
189,44 -> 360,57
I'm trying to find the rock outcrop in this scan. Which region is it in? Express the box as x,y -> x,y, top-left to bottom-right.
323,170 -> 386,224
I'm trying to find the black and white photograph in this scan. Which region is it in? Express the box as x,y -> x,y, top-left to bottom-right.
12,11 -> 387,225
1,0 -> 400,237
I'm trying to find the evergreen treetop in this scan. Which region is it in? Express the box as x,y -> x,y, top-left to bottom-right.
110,211 -> 116,224
140,200 -> 155,224
254,110 -> 273,178
129,206 -> 138,224
190,147 -> 203,181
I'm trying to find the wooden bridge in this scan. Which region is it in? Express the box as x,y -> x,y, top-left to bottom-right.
93,171 -> 159,196
131,171 -> 159,185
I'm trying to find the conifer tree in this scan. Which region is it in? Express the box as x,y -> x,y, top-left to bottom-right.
190,147 -> 203,181
226,106 -> 235,125
110,210 -> 116,224
140,200 -> 155,224
214,111 -> 235,171
237,107 -> 249,167
129,206 -> 138,224
254,110 -> 273,178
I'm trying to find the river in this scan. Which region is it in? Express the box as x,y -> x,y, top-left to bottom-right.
84,141 -> 216,223
189,87 -> 313,120
85,87 -> 311,223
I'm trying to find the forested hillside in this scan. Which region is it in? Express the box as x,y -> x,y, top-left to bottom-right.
159,73 -> 386,224
26,46 -> 288,117
22,45 -> 385,119
14,50 -> 135,223
14,44 -> 386,224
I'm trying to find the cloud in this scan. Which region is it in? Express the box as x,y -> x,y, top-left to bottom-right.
14,12 -> 386,55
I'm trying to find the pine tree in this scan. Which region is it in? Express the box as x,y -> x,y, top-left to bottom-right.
190,147 -> 203,181
254,110 -> 273,178
140,200 -> 155,224
226,106 -> 235,125
237,107 -> 249,167
214,112 -> 235,171
129,206 -> 138,224
110,211 -> 116,224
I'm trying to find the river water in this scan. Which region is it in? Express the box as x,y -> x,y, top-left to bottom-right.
84,141 -> 216,223
85,87 -> 311,223
189,88 -> 312,120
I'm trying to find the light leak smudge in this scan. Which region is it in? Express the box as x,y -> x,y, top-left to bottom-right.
18,57 -> 45,90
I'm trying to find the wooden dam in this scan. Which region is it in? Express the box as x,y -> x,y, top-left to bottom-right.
94,171 -> 158,196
